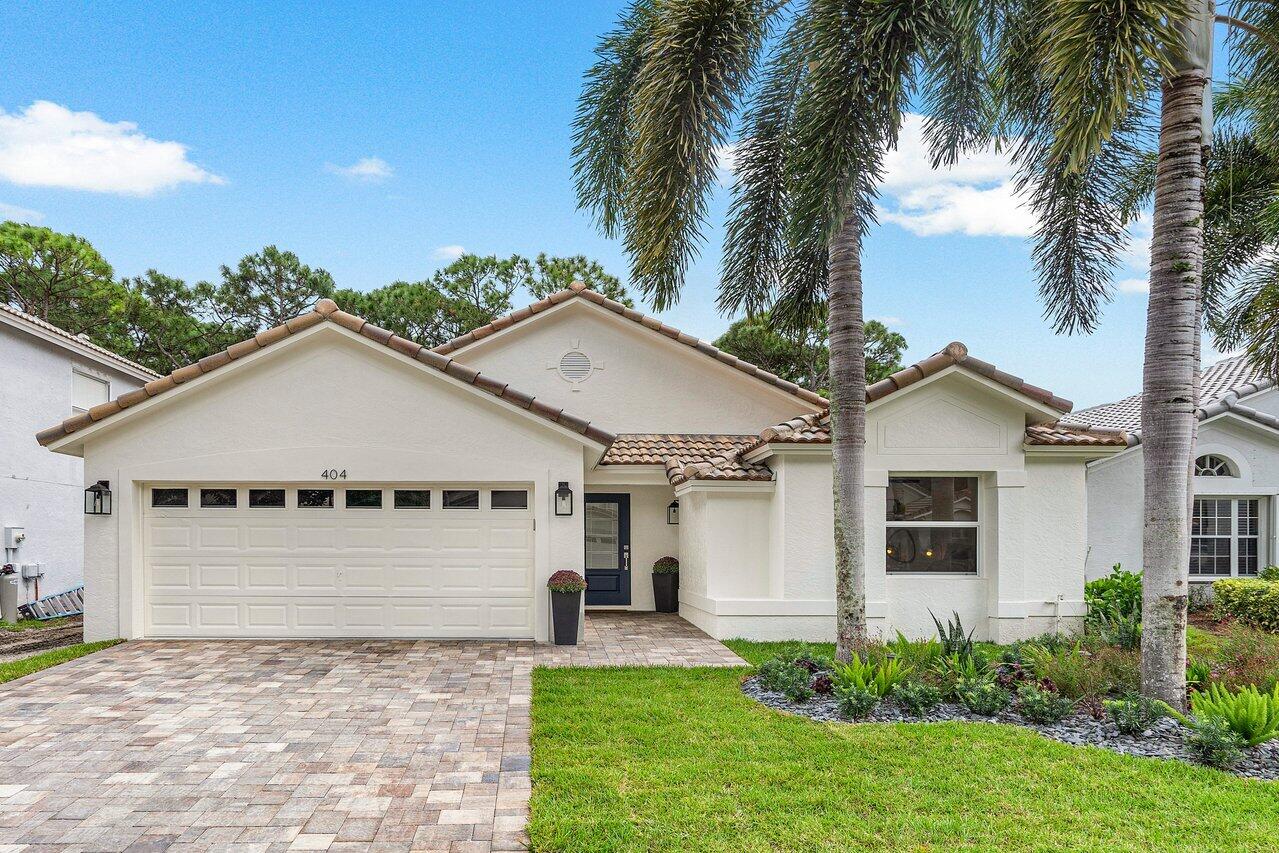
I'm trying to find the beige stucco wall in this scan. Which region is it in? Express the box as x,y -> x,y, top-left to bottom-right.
75,325 -> 591,642
583,483 -> 679,610
449,300 -> 820,434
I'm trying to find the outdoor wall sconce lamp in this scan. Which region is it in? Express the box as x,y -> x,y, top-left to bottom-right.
555,481 -> 574,516
667,499 -> 679,525
84,480 -> 112,515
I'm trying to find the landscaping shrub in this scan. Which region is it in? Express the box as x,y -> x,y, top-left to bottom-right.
832,655 -> 910,697
835,685 -> 879,719
1190,684 -> 1279,746
1260,565 -> 1279,582
1214,623 -> 1279,692
1017,683 -> 1075,724
1090,646 -> 1142,696
759,657 -> 808,694
930,610 -> 976,659
1021,643 -> 1106,700
958,682 -> 1012,716
652,556 -> 679,574
789,643 -> 835,674
932,652 -> 992,700
886,631 -> 942,671
812,673 -> 834,695
1213,578 -> 1279,632
774,664 -> 815,702
894,681 -> 942,716
1087,609 -> 1141,650
1085,564 -> 1142,621
1186,717 -> 1247,770
1104,694 -> 1165,735
1187,659 -> 1213,693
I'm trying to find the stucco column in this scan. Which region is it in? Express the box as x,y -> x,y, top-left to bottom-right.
987,470 -> 1027,643
865,469 -> 889,638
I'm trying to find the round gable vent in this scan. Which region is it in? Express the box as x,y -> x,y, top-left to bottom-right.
558,350 -> 593,383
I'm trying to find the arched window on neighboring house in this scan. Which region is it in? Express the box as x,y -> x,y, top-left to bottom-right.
1194,454 -> 1236,477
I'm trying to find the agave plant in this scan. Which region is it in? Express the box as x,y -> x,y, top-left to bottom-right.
930,610 -> 976,659
1190,683 -> 1279,746
832,655 -> 911,697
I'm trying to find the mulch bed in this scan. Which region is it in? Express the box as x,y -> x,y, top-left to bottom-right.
743,675 -> 1279,781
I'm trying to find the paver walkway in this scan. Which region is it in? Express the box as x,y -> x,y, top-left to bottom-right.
0,612 -> 744,851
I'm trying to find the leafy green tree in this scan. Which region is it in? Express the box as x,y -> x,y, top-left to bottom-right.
115,272 -> 247,372
0,221 -> 120,336
210,245 -> 336,331
336,253 -> 631,346
574,0 -> 984,658
714,313 -> 904,394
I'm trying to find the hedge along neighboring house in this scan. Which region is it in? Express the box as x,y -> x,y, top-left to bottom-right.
0,303 -> 157,605
1079,355 -> 1279,589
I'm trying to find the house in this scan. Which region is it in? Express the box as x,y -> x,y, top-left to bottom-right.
2,303 -> 156,606
1079,355 -> 1279,588
36,283 -> 1127,644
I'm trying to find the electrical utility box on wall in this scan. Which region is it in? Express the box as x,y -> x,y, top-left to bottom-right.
3,527 -> 25,549
20,563 -> 43,580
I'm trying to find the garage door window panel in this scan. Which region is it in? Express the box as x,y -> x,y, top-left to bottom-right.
249,488 -> 286,508
394,489 -> 431,509
298,489 -> 335,508
200,488 -> 238,508
491,490 -> 529,510
443,490 -> 480,509
345,489 -> 383,509
151,488 -> 188,508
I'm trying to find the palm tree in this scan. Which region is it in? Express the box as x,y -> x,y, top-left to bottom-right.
572,0 -> 987,660
995,1 -> 1278,706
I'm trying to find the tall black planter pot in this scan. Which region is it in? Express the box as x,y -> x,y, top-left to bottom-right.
551,590 -> 582,645
652,572 -> 679,613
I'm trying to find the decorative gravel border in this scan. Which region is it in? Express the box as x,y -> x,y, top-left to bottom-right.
742,676 -> 1279,781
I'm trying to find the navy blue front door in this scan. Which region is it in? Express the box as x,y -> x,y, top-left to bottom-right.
584,493 -> 631,606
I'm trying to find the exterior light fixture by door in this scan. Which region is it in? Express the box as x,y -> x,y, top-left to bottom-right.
667,499 -> 679,525
84,480 -> 112,515
555,481 -> 574,516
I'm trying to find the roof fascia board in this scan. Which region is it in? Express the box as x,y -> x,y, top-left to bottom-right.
0,310 -> 157,382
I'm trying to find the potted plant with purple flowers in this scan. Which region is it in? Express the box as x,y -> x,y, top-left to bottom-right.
652,556 -> 679,613
548,570 -> 587,645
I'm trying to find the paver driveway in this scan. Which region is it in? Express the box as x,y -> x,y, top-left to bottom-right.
0,613 -> 743,852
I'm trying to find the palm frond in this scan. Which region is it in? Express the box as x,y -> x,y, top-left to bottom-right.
719,8 -> 811,317
623,0 -> 769,309
1226,0 -> 1279,153
572,0 -> 656,238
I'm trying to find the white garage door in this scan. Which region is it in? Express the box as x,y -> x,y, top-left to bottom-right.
142,483 -> 535,638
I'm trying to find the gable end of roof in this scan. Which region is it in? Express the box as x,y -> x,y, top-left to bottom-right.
36,299 -> 617,449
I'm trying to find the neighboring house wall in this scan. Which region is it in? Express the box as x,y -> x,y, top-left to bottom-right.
1087,415 -> 1279,582
74,327 -> 590,642
679,369 -> 1091,642
0,321 -> 146,603
449,300 -> 820,434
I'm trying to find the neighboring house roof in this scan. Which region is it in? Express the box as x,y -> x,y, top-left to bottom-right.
0,302 -> 159,381
36,299 -> 616,449
432,281 -> 829,408
868,341 -> 1073,413
600,434 -> 773,486
1072,354 -> 1276,444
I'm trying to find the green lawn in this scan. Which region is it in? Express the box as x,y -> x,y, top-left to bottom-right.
0,617 -> 71,632
0,640 -> 121,685
529,666 -> 1279,852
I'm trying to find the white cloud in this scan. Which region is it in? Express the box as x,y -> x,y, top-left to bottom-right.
877,114 -> 1033,238
0,101 -> 223,195
714,143 -> 740,185
325,156 -> 393,182
1117,277 -> 1150,294
872,315 -> 903,326
432,244 -> 466,261
0,201 -> 43,222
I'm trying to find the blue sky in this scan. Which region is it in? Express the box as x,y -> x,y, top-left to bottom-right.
0,1 -> 1234,408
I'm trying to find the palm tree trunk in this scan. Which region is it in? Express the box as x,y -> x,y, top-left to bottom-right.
828,209 -> 868,661
1140,68 -> 1208,709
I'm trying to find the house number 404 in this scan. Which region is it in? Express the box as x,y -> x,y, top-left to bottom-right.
320,469 -> 348,480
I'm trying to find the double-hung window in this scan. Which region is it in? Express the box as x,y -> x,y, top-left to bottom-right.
886,476 -> 979,574
1191,497 -> 1262,578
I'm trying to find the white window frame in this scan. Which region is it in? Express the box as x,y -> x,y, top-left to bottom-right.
71,369 -> 110,413
1191,495 -> 1265,580
885,474 -> 981,576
